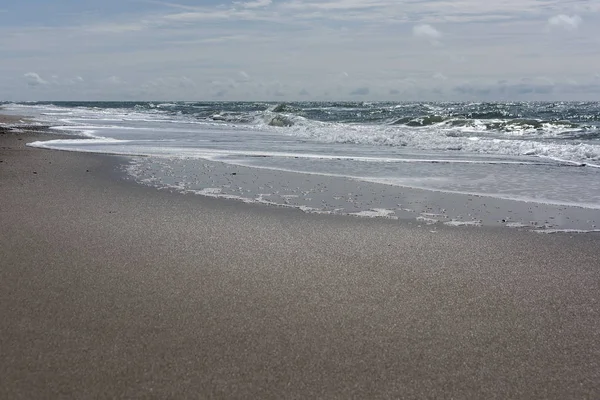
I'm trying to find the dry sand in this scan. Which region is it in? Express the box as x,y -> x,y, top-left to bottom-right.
1,130 -> 600,399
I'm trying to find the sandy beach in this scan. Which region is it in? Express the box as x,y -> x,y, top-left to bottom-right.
2,128 -> 600,398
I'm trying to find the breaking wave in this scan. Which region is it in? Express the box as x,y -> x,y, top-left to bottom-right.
5,100 -> 600,166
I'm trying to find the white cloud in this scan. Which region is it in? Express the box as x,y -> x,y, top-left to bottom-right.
23,73 -> 87,87
142,1 -> 201,12
61,76 -> 85,85
3,0 -> 600,101
24,72 -> 48,86
235,0 -> 272,9
162,11 -> 234,22
413,24 -> 442,42
280,0 -> 392,11
86,22 -> 148,34
237,71 -> 252,82
548,14 -> 582,30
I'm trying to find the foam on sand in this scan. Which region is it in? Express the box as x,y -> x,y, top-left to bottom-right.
124,157 -> 600,233
350,209 -> 398,219
444,219 -> 483,227
534,228 -> 600,234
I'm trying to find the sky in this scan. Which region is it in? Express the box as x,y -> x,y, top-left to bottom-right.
1,0 -> 599,101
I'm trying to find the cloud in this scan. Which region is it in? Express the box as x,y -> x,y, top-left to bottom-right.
62,76 -> 85,85
237,71 -> 252,83
413,24 -> 442,40
235,0 -> 272,9
548,14 -> 582,30
24,72 -> 48,86
86,22 -> 148,34
350,87 -> 369,96
279,0 -> 393,12
4,0 -> 600,101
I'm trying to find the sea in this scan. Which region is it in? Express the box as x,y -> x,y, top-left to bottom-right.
3,101 -> 600,233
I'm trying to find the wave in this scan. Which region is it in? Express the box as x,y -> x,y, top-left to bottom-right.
209,112 -> 255,124
5,101 -> 600,166
257,116 -> 600,166
199,103 -> 599,140
388,113 -> 586,134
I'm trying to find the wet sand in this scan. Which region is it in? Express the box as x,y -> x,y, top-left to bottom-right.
1,131 -> 600,399
124,156 -> 600,232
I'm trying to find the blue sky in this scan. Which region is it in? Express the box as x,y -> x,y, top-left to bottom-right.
1,0 -> 599,101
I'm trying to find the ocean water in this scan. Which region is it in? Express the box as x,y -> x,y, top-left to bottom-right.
3,101 -> 600,231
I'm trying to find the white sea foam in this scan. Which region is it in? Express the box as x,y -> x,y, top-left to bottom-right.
27,138 -> 132,152
277,121 -> 600,166
534,228 -> 600,234
417,216 -> 439,225
505,222 -> 529,228
7,102 -> 600,166
444,220 -> 483,227
197,188 -> 222,195
351,209 -> 398,219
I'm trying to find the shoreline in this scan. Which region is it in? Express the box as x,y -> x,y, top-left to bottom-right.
4,110 -> 600,233
2,129 -> 600,398
122,154 -> 600,233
